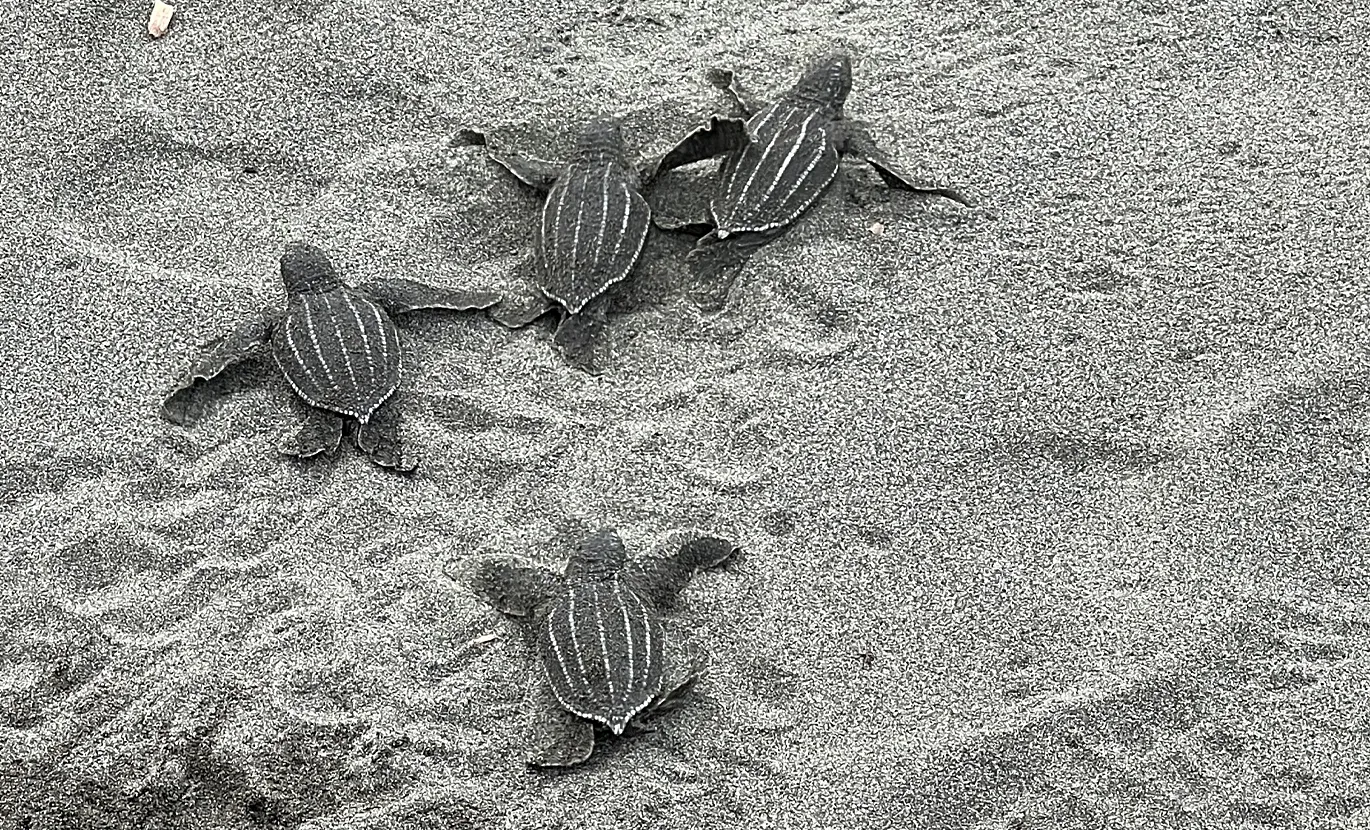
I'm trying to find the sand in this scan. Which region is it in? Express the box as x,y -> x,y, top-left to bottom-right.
2,0 -> 1368,827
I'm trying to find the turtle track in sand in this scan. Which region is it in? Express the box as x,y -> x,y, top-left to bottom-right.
862,597 -> 1370,829
0,438 -> 503,825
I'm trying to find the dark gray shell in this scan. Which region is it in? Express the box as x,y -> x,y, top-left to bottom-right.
270,289 -> 402,423
708,52 -> 854,237
712,101 -> 842,236
535,160 -> 650,314
536,577 -> 664,734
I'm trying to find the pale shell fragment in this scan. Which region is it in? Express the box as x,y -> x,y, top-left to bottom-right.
148,0 -> 175,38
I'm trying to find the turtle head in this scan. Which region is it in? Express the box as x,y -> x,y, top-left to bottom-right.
566,527 -> 628,580
788,51 -> 853,113
280,242 -> 343,295
573,117 -> 630,165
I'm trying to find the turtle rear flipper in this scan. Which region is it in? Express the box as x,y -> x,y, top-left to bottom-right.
624,645 -> 708,735
279,407 -> 343,459
625,535 -> 739,611
492,292 -> 555,329
162,313 -> 276,426
527,685 -> 595,769
490,258 -> 555,329
355,400 -> 417,473
466,554 -> 565,618
358,278 -> 501,315
840,120 -> 973,207
552,302 -> 610,376
685,232 -> 781,311
646,115 -> 749,181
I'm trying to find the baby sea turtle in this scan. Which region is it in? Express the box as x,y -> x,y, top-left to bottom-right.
462,117 -> 651,372
469,528 -> 739,767
649,50 -> 971,308
162,242 -> 498,472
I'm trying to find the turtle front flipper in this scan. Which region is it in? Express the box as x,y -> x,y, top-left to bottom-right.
459,128 -> 564,191
354,399 -> 417,473
467,554 -> 565,618
624,535 -> 739,611
162,313 -> 276,426
839,120 -> 973,207
527,685 -> 596,769
279,407 -> 343,459
492,152 -> 563,191
357,279 -> 501,316
705,67 -> 766,118
645,115 -> 749,181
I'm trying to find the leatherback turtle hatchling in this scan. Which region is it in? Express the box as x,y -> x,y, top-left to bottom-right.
469,528 -> 738,767
162,242 -> 498,472
649,50 -> 971,308
462,117 -> 651,371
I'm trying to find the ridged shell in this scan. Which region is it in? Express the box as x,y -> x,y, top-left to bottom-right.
535,161 -> 650,314
537,578 -> 664,734
712,100 -> 841,235
271,288 -> 402,422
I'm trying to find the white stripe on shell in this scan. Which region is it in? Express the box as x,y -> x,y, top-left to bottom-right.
755,110 -> 816,216
742,137 -> 835,233
540,182 -> 558,273
589,164 -> 611,287
565,588 -> 591,697
545,602 -> 595,719
775,129 -> 833,216
546,175 -> 572,282
635,589 -> 653,695
327,293 -> 360,400
300,299 -> 339,395
609,586 -> 657,733
371,299 -> 392,371
627,193 -> 647,262
593,582 -> 614,699
599,177 -> 629,300
725,101 -> 784,197
732,123 -> 783,215
568,172 -> 587,286
617,579 -> 634,701
366,298 -> 401,423
342,291 -> 377,385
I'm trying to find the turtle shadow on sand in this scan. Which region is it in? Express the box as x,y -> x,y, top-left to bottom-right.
455,117 -> 656,375
646,50 -> 973,311
466,528 -> 739,768
161,242 -> 500,473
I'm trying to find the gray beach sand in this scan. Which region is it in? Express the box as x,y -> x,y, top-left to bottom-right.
2,0 -> 1369,827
